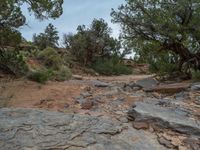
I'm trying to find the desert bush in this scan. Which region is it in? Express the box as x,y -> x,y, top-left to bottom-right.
92,57 -> 132,75
0,49 -> 28,76
149,52 -> 179,76
53,66 -> 72,81
28,69 -> 53,84
38,47 -> 63,70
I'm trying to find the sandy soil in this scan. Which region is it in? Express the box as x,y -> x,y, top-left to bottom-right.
0,75 -> 149,112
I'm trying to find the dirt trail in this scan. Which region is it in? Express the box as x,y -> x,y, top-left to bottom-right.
0,75 -> 149,112
0,74 -> 199,150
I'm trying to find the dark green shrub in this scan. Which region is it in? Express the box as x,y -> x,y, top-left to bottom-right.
0,49 -> 28,76
38,47 -> 63,70
92,57 -> 132,75
149,53 -> 179,76
28,69 -> 53,84
192,70 -> 200,81
54,66 -> 72,81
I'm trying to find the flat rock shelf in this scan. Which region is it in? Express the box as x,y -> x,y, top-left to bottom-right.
0,108 -> 167,150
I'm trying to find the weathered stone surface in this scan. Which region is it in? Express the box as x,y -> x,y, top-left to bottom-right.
132,122 -> 149,130
175,92 -> 189,100
92,80 -> 111,87
123,82 -> 142,92
191,82 -> 200,91
128,98 -> 200,136
81,100 -> 94,109
136,78 -> 159,89
80,92 -> 92,98
145,83 -> 191,93
0,108 -> 167,150
157,136 -> 176,149
72,75 -> 83,80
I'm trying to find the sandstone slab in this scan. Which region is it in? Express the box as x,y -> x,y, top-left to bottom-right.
145,83 -> 191,93
0,108 -> 167,150
136,78 -> 159,89
128,98 -> 200,136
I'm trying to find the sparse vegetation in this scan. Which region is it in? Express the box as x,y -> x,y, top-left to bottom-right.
37,47 -> 63,70
53,66 -> 72,81
28,69 -> 53,84
1,0 -> 200,82
192,70 -> 200,81
92,56 -> 132,75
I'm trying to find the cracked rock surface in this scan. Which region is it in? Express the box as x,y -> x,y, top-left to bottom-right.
0,108 -> 167,150
128,98 -> 200,136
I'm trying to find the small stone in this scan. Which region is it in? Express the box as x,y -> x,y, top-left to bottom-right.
149,126 -> 154,132
72,75 -> 83,80
84,86 -> 92,91
119,117 -> 129,123
132,122 -> 149,130
92,80 -> 110,87
179,146 -> 188,150
136,78 -> 159,89
80,92 -> 92,98
184,137 -> 200,150
64,103 -> 69,108
175,92 -> 189,100
191,82 -> 200,91
157,136 -> 176,149
81,100 -> 93,109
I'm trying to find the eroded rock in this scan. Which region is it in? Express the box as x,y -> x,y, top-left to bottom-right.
191,82 -> 200,91
0,108 -> 167,150
128,98 -> 200,136
145,83 -> 191,93
136,78 -> 159,89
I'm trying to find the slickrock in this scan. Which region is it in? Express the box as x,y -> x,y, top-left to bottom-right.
0,108 -> 167,150
128,98 -> 200,136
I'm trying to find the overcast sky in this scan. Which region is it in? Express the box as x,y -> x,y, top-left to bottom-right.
20,0 -> 124,42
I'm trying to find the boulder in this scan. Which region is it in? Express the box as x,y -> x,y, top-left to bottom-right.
128,98 -> 200,136
191,82 -> 200,91
136,78 -> 159,89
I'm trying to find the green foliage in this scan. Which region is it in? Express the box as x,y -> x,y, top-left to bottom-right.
92,56 -> 132,75
0,0 -> 63,29
53,66 -> 72,81
149,57 -> 179,76
33,23 -> 59,50
192,70 -> 200,81
0,0 -> 63,76
63,19 -> 121,66
32,47 -> 72,82
0,27 -> 22,47
0,49 -> 28,76
28,69 -> 53,84
111,0 -> 200,73
38,47 -> 63,70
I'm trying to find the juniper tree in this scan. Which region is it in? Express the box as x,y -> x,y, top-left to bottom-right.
111,0 -> 200,73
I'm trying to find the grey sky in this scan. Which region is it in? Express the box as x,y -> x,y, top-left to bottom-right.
20,0 -> 124,42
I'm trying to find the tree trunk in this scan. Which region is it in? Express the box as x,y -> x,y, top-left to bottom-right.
163,42 -> 200,72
